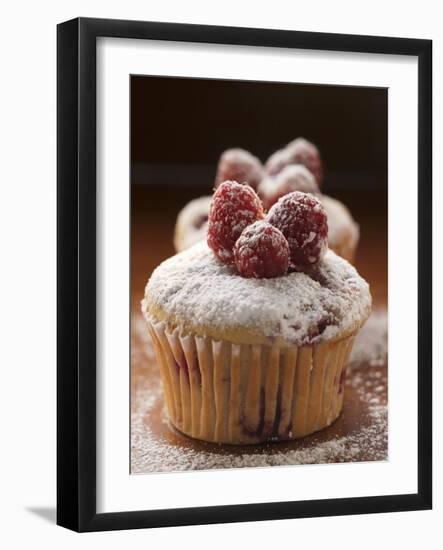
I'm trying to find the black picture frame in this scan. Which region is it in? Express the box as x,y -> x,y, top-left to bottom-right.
57,17 -> 432,532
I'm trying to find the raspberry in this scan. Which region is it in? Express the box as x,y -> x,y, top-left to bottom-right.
264,148 -> 292,177
234,221 -> 289,278
258,165 -> 320,210
266,191 -> 328,271
215,148 -> 264,191
266,138 -> 323,185
207,181 -> 264,264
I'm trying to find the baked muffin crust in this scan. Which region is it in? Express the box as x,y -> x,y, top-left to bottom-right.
143,242 -> 371,347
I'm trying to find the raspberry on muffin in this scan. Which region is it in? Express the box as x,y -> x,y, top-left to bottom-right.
215,148 -> 264,191
234,220 -> 289,278
266,191 -> 328,271
207,180 -> 264,264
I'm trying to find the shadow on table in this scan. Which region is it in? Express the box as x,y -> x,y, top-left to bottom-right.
26,506 -> 56,524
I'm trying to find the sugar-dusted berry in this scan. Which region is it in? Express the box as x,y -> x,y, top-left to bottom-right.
258,164 -> 320,210
215,148 -> 264,191
207,180 -> 264,264
264,148 -> 291,177
265,138 -> 323,185
266,191 -> 328,271
234,221 -> 289,278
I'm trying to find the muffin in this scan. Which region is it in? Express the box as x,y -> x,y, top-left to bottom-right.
143,184 -> 371,444
321,195 -> 359,263
258,165 -> 321,210
173,196 -> 211,252
265,137 -> 324,185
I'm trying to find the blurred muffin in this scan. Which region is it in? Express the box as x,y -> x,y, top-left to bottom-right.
175,140 -> 359,262
265,137 -> 324,185
173,196 -> 211,252
321,195 -> 359,264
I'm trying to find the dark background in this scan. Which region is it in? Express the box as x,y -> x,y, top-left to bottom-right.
131,75 -> 387,191
130,75 -> 387,311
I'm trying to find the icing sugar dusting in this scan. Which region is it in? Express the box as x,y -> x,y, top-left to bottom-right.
144,242 -> 371,346
131,310 -> 387,473
131,359 -> 387,473
350,309 -> 388,368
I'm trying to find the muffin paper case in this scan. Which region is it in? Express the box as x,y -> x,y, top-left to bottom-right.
147,317 -> 356,444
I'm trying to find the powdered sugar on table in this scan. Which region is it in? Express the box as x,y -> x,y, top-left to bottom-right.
131,312 -> 387,473
350,308 -> 388,368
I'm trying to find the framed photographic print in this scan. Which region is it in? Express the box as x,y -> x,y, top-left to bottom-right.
57,17 -> 432,532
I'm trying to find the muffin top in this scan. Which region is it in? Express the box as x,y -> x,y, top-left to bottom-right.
321,194 -> 359,253
142,241 -> 371,347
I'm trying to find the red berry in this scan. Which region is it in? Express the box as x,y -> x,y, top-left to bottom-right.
259,165 -> 320,210
264,148 -> 291,177
266,138 -> 323,185
215,148 -> 264,191
207,181 -> 264,264
266,191 -> 328,271
234,221 -> 289,278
